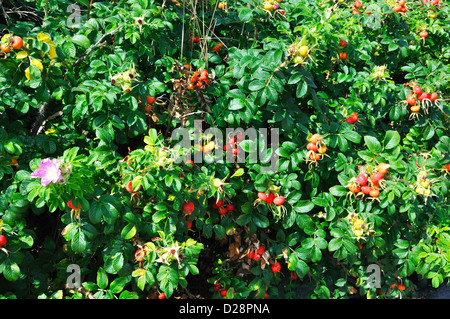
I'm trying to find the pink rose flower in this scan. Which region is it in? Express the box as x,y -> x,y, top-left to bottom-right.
30,158 -> 62,186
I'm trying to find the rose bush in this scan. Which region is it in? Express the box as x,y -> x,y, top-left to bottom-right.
0,0 -> 449,299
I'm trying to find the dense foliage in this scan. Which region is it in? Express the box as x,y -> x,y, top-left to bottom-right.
0,0 -> 449,299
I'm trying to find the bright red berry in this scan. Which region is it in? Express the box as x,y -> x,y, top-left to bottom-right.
371,172 -> 384,184
218,207 -> 228,215
356,174 -> 367,186
265,193 -> 275,204
183,201 -> 195,214
214,283 -> 222,291
273,196 -> 285,206
212,199 -> 224,209
413,86 -> 422,95
0,235 -> 6,247
257,246 -> 265,255
361,185 -> 371,195
226,204 -> 234,212
158,292 -> 166,299
258,192 -> 268,201
271,262 -> 281,273
125,181 -> 134,193
430,92 -> 438,102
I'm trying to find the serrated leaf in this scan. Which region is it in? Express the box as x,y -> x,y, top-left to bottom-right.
383,130 -> 400,149
329,185 -> 348,197
72,34 -> 91,49
344,131 -> 361,144
294,200 -> 315,213
97,267 -> 109,290
364,135 -> 382,154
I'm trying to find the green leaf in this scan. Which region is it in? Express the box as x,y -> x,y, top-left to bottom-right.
238,7 -> 253,22
344,131 -> 361,144
110,276 -> 131,294
248,80 -> 266,91
62,41 -> 76,58
231,168 -> 245,178
294,200 -> 315,213
3,261 -> 20,281
252,213 -> 269,228
383,130 -> 400,149
296,80 -> 308,98
337,135 -> 348,152
71,227 -> 87,253
121,223 -> 137,240
97,267 -> 109,290
72,35 -> 91,49
329,185 -> 348,197
364,135 -> 382,154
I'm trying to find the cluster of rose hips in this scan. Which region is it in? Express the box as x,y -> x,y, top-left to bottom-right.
190,35 -> 200,43
345,112 -> 358,124
138,94 -> 155,112
187,68 -> 209,90
422,0 -> 440,6
392,0 -> 407,13
212,42 -> 224,53
289,40 -> 310,65
352,0 -> 362,14
347,163 -> 390,198
414,170 -> 433,197
212,198 -> 234,216
306,133 -> 327,162
247,245 -> 266,262
405,85 -> 439,115
337,38 -> 348,60
257,191 -> 285,206
346,212 -> 372,238
263,0 -> 284,13
246,244 -> 282,274
0,35 -> 23,55
223,134 -> 244,156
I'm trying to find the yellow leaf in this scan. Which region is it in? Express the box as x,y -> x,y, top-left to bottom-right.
16,51 -> 28,59
37,33 -> 51,43
31,59 -> 43,72
25,67 -> 31,81
48,47 -> 57,59
1,34 -> 11,43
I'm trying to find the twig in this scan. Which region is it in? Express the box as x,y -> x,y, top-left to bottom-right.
73,25 -> 123,66
0,0 -> 9,25
87,0 -> 94,20
180,111 -> 207,118
35,110 -> 64,135
30,97 -> 54,135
